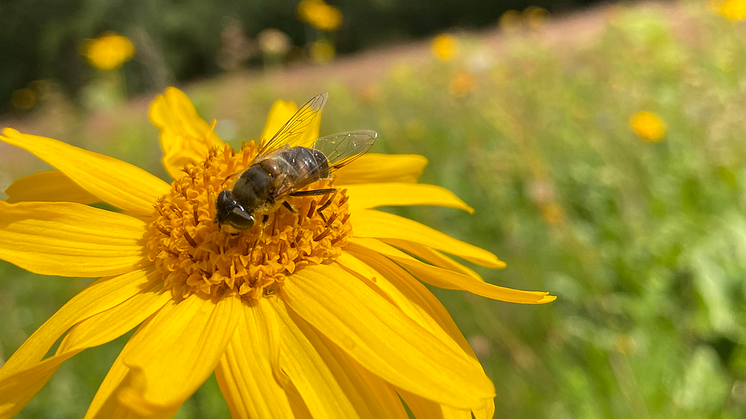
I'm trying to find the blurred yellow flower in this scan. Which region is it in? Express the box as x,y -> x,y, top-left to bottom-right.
297,0 -> 343,31
258,28 -> 291,56
499,10 -> 522,33
719,0 -> 746,20
524,6 -> 549,30
310,39 -> 336,63
449,71 -> 476,98
432,34 -> 459,62
629,111 -> 667,142
81,32 -> 135,71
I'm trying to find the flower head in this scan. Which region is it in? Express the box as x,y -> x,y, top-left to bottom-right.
81,32 -> 135,71
310,39 -> 336,63
297,0 -> 343,31
630,110 -> 667,142
431,34 -> 459,62
718,0 -> 746,20
0,87 -> 554,418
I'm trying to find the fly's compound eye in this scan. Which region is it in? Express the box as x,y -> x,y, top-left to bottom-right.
227,207 -> 255,230
215,190 -> 255,230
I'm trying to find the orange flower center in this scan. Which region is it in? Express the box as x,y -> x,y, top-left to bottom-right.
145,143 -> 352,301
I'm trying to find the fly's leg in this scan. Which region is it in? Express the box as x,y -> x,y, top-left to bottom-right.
290,188 -> 338,228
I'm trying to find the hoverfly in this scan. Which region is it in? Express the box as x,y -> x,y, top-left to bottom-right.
215,92 -> 377,230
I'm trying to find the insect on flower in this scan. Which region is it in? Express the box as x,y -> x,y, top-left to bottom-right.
215,93 -> 377,230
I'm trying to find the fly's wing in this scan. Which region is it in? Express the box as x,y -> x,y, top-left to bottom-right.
313,130 -> 377,170
274,130 -> 377,198
257,93 -> 328,156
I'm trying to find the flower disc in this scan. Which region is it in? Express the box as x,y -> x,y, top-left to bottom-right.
145,143 -> 352,301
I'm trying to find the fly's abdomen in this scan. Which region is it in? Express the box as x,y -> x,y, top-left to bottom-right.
279,146 -> 330,184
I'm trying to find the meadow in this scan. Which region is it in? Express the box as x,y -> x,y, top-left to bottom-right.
2,2 -> 746,418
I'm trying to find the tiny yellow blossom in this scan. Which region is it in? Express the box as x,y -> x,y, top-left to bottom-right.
719,0 -> 746,20
257,28 -> 291,56
309,39 -> 336,63
297,0 -> 343,31
81,33 -> 135,71
499,10 -> 522,33
630,111 -> 667,142
431,34 -> 459,62
524,6 -> 549,30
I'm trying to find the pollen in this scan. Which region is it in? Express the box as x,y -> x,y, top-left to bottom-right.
145,143 -> 352,301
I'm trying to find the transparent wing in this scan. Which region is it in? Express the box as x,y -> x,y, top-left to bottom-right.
313,130 -> 377,170
273,130 -> 377,197
257,92 -> 328,156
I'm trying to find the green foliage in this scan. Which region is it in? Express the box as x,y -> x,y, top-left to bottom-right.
3,3 -> 746,418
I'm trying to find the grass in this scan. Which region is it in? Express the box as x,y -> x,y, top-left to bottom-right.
2,2 -> 746,418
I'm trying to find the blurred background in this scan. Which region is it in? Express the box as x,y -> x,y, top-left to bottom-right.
2,0 -> 746,417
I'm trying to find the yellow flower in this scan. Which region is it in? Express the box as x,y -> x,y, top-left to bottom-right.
310,39 -> 336,63
524,6 -> 549,31
629,111 -> 667,142
719,0 -> 746,20
0,87 -> 555,418
431,34 -> 459,62
499,10 -> 522,33
297,0 -> 343,31
81,32 -> 135,71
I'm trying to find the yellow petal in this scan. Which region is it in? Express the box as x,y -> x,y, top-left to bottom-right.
282,264 -> 495,409
214,299 -> 298,419
84,350 -> 179,419
0,200 -> 147,277
118,293 -> 240,412
335,154 -> 427,185
398,388 -> 473,419
269,298 -> 363,419
341,248 -> 497,418
338,249 -> 475,357
149,87 -> 224,179
5,170 -> 99,204
384,238 -> 483,281
0,128 -> 169,215
349,238 -> 556,304
473,398 -> 496,419
57,280 -> 171,355
351,209 -> 505,268
284,303 -> 410,419
344,183 -> 474,213
259,98 -> 321,148
259,99 -> 299,142
0,269 -> 162,418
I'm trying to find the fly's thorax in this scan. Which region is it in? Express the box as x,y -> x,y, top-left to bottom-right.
232,164 -> 273,212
